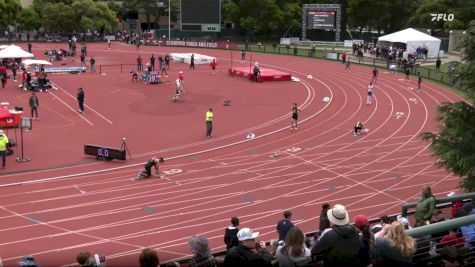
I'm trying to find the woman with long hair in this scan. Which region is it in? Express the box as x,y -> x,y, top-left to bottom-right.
275,227 -> 311,267
374,221 -> 416,267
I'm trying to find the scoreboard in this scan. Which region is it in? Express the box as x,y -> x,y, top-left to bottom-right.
307,11 -> 336,30
181,0 -> 221,31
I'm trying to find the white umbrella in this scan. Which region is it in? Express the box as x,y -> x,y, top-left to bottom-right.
22,59 -> 52,66
0,45 -> 34,58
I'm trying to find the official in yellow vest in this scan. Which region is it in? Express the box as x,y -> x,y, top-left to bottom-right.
206,108 -> 213,138
0,130 -> 9,169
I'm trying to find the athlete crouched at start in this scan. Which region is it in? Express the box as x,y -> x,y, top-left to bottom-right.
137,157 -> 165,179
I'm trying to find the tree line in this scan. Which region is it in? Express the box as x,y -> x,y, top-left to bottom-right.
1,0 -> 473,36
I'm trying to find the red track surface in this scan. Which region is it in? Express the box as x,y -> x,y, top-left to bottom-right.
0,42 -> 464,266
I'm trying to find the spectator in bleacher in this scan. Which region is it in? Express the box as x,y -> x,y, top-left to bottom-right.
459,221 -> 475,249
373,221 -> 416,267
317,203 -> 331,239
275,226 -> 311,267
277,210 -> 294,241
371,215 -> 391,234
223,227 -> 273,267
354,214 -> 373,267
396,215 -> 412,230
311,204 -> 363,266
431,209 -> 448,244
188,236 -> 217,267
412,221 -> 432,263
441,228 -> 465,249
448,192 -> 464,218
224,216 -> 240,250
18,255 -> 40,267
459,197 -> 475,217
76,251 -> 95,266
414,185 -> 436,226
139,248 -> 160,267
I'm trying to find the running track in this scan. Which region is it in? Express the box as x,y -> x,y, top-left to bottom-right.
0,42 -> 464,266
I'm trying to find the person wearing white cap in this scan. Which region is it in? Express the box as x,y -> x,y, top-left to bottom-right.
252,62 -> 260,82
311,204 -> 363,266
0,130 -> 9,169
223,227 -> 273,267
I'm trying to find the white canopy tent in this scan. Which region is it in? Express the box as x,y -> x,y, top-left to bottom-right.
0,45 -> 34,58
0,45 -> 9,50
22,59 -> 52,66
377,28 -> 441,58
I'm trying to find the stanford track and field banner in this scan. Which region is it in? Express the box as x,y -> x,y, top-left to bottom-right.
146,40 -> 238,49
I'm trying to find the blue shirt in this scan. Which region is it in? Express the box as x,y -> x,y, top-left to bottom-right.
277,219 -> 294,241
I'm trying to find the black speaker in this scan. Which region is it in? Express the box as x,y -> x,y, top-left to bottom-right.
223,99 -> 231,106
14,106 -> 23,111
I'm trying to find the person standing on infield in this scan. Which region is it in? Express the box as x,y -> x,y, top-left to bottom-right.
190,54 -> 195,69
77,87 -> 85,114
0,130 -> 9,169
290,103 -> 300,130
29,92 -> 39,119
206,108 -> 213,138
417,72 -> 422,92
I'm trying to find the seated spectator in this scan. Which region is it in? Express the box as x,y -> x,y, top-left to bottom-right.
447,192 -> 464,218
223,227 -> 273,267
224,216 -> 240,250
373,221 -> 416,267
412,221 -> 431,263
354,214 -> 373,267
315,203 -> 331,242
188,236 -> 217,267
396,215 -> 412,230
275,226 -> 311,267
371,215 -> 391,234
17,255 -> 40,267
139,248 -> 159,267
76,251 -> 95,267
414,185 -> 436,226
440,228 -> 465,249
311,204 -> 363,266
431,209 -> 448,244
459,222 -> 475,249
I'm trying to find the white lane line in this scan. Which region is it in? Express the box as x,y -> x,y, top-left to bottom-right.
48,90 -> 93,126
52,82 -> 114,125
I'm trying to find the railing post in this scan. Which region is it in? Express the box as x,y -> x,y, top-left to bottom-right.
99,65 -> 102,74
428,68 -> 431,79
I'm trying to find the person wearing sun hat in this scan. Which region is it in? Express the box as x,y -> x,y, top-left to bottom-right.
311,204 -> 363,266
223,227 -> 273,267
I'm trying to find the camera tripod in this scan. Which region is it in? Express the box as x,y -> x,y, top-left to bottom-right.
121,138 -> 132,159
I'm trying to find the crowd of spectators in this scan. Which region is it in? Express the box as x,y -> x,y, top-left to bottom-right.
14,186 -> 475,267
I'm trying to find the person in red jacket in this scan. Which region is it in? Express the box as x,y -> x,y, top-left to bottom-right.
210,59 -> 217,75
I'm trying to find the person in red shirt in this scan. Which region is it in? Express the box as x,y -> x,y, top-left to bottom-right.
342,52 -> 347,64
210,59 -> 217,74
440,229 -> 464,249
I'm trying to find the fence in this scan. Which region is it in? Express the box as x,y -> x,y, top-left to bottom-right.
231,43 -> 454,86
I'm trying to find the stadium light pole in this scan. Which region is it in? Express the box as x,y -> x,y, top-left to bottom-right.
168,0 -> 171,40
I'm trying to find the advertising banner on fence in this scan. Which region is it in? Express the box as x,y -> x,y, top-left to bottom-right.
146,40 -> 238,50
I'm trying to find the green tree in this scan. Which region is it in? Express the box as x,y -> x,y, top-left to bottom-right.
17,8 -> 42,34
40,0 -> 118,33
122,0 -> 166,30
407,0 -> 475,30
422,20 -> 475,191
0,0 -> 22,27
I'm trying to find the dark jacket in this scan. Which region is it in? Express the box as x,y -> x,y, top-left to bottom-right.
223,244 -> 273,267
224,226 -> 239,250
311,224 -> 364,267
29,95 -> 39,108
77,90 -> 85,102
